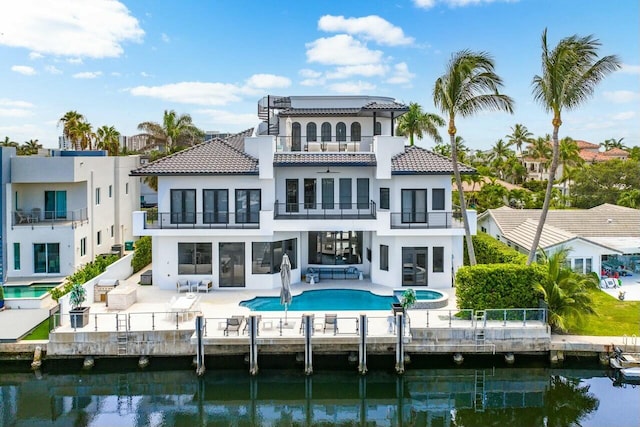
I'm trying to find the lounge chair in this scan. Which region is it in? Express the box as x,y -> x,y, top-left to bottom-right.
15,209 -> 29,224
176,279 -> 190,293
324,314 -> 338,333
196,279 -> 213,293
224,316 -> 244,336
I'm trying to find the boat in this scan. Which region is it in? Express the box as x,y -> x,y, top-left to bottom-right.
609,348 -> 640,369
621,367 -> 640,379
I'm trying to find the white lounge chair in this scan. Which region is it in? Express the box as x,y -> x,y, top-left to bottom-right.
196,279 -> 213,293
176,279 -> 190,293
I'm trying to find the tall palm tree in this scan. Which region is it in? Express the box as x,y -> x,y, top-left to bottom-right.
395,102 -> 445,146
138,110 -> 203,152
488,138 -> 513,178
433,50 -> 514,265
96,125 -> 121,156
75,121 -> 95,150
505,123 -> 534,156
601,137 -> 626,151
1,136 -> 18,147
21,139 -> 42,155
528,29 -> 621,264
58,110 -> 87,150
558,137 -> 583,201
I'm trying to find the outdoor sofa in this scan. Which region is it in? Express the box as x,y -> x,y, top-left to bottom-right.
305,266 -> 361,283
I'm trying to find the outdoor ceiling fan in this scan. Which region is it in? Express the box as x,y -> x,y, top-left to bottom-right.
317,168 -> 340,174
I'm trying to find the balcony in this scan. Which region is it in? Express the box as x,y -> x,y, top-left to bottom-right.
390,211 -> 463,229
276,136 -> 374,153
12,208 -> 89,228
142,211 -> 260,229
274,201 -> 376,220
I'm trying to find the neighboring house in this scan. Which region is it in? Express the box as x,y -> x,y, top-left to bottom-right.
0,146 -> 17,284
478,204 -> 640,276
131,94 -> 477,291
4,150 -> 141,280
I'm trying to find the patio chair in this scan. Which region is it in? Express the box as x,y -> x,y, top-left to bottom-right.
31,208 -> 41,223
196,279 -> 213,293
176,279 -> 190,293
324,314 -> 338,333
224,316 -> 244,336
15,209 -> 30,224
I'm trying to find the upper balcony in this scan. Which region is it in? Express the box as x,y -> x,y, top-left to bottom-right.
11,208 -> 89,229
389,211 -> 464,229
274,201 -> 376,220
140,211 -> 260,230
275,136 -> 373,153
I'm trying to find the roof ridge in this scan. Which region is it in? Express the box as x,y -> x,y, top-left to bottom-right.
219,128 -> 257,160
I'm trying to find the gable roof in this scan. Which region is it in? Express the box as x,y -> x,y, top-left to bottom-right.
391,146 -> 475,175
130,129 -> 258,176
503,218 -> 576,250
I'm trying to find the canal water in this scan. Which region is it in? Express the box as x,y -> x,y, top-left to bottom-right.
0,356 -> 638,426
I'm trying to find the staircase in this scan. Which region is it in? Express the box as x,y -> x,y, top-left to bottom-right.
116,314 -> 128,356
257,95 -> 290,135
474,370 -> 486,412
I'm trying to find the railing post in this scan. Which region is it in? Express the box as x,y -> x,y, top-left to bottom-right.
426,311 -> 430,328
503,310 -> 507,327
449,310 -> 452,327
523,309 -> 527,326
152,312 -> 155,331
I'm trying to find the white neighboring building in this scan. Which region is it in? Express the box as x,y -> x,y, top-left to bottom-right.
132,95 -> 477,291
478,204 -> 640,276
4,151 -> 141,280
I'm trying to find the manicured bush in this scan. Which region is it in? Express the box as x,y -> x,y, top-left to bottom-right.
456,263 -> 545,310
131,236 -> 152,273
464,232 -> 527,265
49,254 -> 118,302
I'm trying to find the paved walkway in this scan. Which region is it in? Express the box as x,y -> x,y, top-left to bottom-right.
601,275 -> 640,301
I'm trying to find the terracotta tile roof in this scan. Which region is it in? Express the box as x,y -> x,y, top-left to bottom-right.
391,146 -> 475,175
603,147 -> 629,156
130,131 -> 258,176
452,176 -> 529,192
579,151 -> 612,162
273,153 -> 376,167
574,140 -> 599,149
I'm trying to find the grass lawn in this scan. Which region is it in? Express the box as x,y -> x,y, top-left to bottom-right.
569,288 -> 640,336
22,319 -> 50,340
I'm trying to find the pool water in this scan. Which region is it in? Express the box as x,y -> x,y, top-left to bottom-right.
240,289 -> 397,311
3,283 -> 60,299
414,290 -> 444,300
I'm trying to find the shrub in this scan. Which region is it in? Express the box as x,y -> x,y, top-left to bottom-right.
69,283 -> 87,309
49,254 -> 118,302
464,232 -> 527,265
131,236 -> 152,273
456,263 -> 545,310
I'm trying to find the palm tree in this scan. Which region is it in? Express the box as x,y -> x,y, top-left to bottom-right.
20,139 -> 42,155
528,29 -> 621,265
505,123 -> 534,156
395,102 -> 445,146
601,137 -> 626,151
433,50 -> 514,265
558,137 -> 583,201
75,121 -> 95,150
1,136 -> 18,147
535,247 -> 598,332
58,111 -> 86,150
96,125 -> 121,156
488,138 -> 513,178
138,110 -> 203,152
528,136 -> 552,180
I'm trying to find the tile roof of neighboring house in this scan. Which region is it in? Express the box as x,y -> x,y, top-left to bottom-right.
130,130 -> 258,176
391,146 -> 475,175
503,218 -> 576,250
574,140 -> 600,149
452,176 -> 529,192
603,147 -> 629,156
579,150 -> 611,162
273,153 -> 377,167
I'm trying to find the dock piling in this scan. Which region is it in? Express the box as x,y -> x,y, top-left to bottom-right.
249,315 -> 258,375
358,314 -> 367,375
195,315 -> 205,376
395,312 -> 404,374
304,314 -> 313,375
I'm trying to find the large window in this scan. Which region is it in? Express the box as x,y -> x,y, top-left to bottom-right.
219,242 -> 245,287
380,244 -> 389,271
236,189 -> 260,224
286,180 -> 299,213
44,190 -> 67,219
339,178 -> 351,209
322,178 -> 334,209
336,122 -> 346,142
351,122 -> 361,141
374,121 -> 382,136
401,189 -> 427,223
13,242 -> 20,270
178,243 -> 212,274
432,188 -> 445,211
321,122 -> 331,142
357,178 -> 369,209
433,247 -> 444,272
203,189 -> 228,224
380,187 -> 390,210
304,179 -> 316,209
292,122 -> 301,151
171,189 -> 195,224
402,247 -> 427,286
33,243 -> 60,274
308,231 -> 363,265
306,123 -> 317,142
252,239 -> 297,274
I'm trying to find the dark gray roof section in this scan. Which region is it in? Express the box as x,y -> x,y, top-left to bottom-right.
222,128 -> 254,151
363,101 -> 410,111
274,153 -> 377,167
280,108 -> 362,116
391,146 -> 476,175
130,130 -> 258,176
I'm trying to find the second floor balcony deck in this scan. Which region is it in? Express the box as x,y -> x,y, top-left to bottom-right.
390,211 -> 464,229
276,136 -> 373,153
142,211 -> 260,230
274,201 -> 376,220
12,208 -> 89,228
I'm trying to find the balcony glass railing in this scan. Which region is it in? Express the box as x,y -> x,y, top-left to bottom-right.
274,201 -> 376,220
276,136 -> 374,153
12,208 -> 88,226
144,211 -> 260,229
390,211 -> 462,229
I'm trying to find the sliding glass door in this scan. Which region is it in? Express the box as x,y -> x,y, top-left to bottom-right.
33,243 -> 60,274
219,242 -> 245,287
402,247 -> 427,286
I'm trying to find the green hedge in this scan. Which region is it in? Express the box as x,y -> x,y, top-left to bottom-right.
131,236 -> 152,273
49,254 -> 119,302
464,232 -> 528,265
455,263 -> 544,310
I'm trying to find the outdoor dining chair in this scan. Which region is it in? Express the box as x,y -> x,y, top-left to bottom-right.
224,316 -> 244,336
324,314 -> 338,333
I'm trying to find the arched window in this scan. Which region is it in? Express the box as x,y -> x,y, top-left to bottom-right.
374,121 -> 382,136
306,123 -> 317,142
321,122 -> 331,142
336,122 -> 346,142
350,122 -> 361,141
292,122 -> 301,151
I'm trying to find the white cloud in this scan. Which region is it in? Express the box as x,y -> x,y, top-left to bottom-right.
140,71 -> 152,78
328,81 -> 376,94
413,0 -> 517,8
111,72 -> 122,77
67,58 -> 83,65
318,15 -> 413,46
0,98 -> 34,108
386,62 -> 415,84
326,64 -> 387,80
73,71 -> 103,79
11,65 -> 36,75
299,69 -> 322,79
244,74 -> 291,90
611,111 -> 636,121
0,108 -> 34,118
29,52 -> 44,60
603,90 -> 640,104
306,35 -> 384,66
161,33 -> 170,43
0,0 -> 144,58
195,109 -> 257,128
129,82 -> 243,106
45,65 -> 62,74
300,77 -> 326,87
620,63 -> 640,75
413,0 -> 437,8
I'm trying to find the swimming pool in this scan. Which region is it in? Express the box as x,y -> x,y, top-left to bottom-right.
240,289 -> 397,311
394,289 -> 449,309
3,282 -> 61,299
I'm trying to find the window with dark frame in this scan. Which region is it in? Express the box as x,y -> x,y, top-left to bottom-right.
321,122 -> 331,142
203,189 -> 228,224
432,188 -> 445,210
235,189 -> 260,224
304,179 -> 316,209
286,179 -> 299,212
433,246 -> 444,272
380,244 -> 389,271
357,178 -> 369,209
306,122 -> 317,142
322,178 -> 334,209
336,122 -> 346,142
339,178 -> 351,209
350,122 -> 361,141
171,189 -> 196,224
178,242 -> 212,274
251,239 -> 297,274
380,187 -> 390,209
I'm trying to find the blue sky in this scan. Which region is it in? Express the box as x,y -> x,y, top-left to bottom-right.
1,0 -> 638,150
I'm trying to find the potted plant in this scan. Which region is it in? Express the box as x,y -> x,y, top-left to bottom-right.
69,283 -> 90,328
400,288 -> 417,311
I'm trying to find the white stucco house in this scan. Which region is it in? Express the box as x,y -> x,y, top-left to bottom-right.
4,151 -> 141,281
478,204 -> 640,276
131,95 -> 477,291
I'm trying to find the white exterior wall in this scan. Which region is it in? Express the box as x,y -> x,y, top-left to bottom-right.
546,239 -> 617,276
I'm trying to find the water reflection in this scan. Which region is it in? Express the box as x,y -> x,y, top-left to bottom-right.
0,366 -> 636,426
